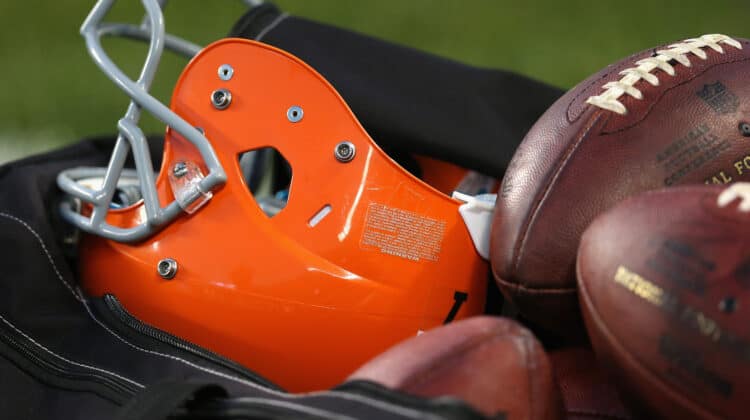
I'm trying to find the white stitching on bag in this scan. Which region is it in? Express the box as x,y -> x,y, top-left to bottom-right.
0,313 -> 144,388
254,12 -> 290,41
0,212 -> 83,302
227,398 -> 356,420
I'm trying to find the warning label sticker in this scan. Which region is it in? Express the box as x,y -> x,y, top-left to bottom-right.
360,202 -> 446,262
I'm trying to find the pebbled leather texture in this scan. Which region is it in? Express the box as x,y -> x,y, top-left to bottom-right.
491,36 -> 750,334
349,316 -> 562,420
577,185 -> 750,419
550,347 -> 634,420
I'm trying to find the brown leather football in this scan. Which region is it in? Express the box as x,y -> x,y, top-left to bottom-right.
577,183 -> 750,419
549,347 -> 634,420
349,316 -> 562,420
491,34 -> 750,334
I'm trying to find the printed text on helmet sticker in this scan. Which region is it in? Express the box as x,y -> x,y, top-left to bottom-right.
359,202 -> 446,262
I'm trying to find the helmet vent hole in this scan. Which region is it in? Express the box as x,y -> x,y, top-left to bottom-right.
238,147 -> 292,217
308,204 -> 332,227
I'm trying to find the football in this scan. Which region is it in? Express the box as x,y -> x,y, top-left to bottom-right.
349,316 -> 561,419
577,183 -> 750,419
491,34 -> 750,333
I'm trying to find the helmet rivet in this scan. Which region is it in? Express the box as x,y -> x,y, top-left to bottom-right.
211,89 -> 232,110
218,64 -> 234,81
739,122 -> 750,137
334,141 -> 356,162
173,161 -> 188,178
287,106 -> 303,123
157,258 -> 178,280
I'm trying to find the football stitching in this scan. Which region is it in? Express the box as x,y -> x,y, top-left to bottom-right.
601,56 -> 750,134
566,48 -> 659,123
587,35 -> 743,115
569,39 -> 750,125
717,182 -> 750,211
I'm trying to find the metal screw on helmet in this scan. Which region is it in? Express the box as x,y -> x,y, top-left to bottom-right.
173,161 -> 188,178
211,89 -> 232,110
740,122 -> 750,137
287,106 -> 303,123
334,141 -> 356,162
157,258 -> 178,280
218,64 -> 234,81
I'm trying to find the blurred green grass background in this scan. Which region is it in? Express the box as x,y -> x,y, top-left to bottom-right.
0,0 -> 747,162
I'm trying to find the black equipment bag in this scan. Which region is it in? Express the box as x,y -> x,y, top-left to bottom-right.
0,3 -> 561,418
230,3 -> 563,179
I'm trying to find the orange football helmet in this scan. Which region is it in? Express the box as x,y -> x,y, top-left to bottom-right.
58,0 -> 492,391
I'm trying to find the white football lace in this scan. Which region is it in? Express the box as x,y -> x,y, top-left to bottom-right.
717,182 -> 750,212
586,34 -> 742,115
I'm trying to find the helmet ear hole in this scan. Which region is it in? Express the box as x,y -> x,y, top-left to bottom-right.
111,184 -> 143,209
238,147 -> 292,217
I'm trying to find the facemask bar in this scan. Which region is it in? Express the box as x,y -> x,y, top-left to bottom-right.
57,0 -> 228,243
97,5 -> 202,59
89,0 -> 261,59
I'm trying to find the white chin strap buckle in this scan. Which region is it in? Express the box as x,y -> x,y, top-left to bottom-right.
452,191 -> 497,260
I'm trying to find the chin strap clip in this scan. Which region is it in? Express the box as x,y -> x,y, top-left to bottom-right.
452,191 -> 497,260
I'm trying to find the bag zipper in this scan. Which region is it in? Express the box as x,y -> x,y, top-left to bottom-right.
99,294 -> 282,391
0,317 -> 139,404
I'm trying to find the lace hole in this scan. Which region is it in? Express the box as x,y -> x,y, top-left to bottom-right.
719,296 -> 737,313
739,122 -> 750,137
